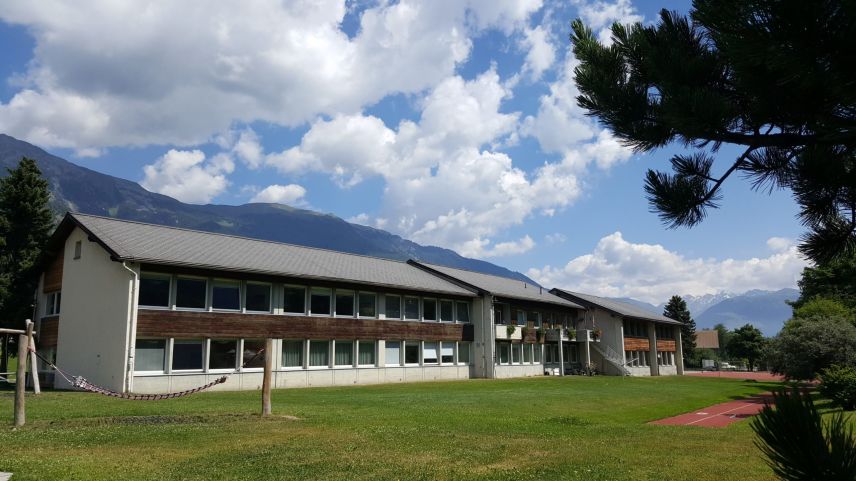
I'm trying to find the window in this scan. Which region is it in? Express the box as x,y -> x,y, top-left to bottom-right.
457,302 -> 470,323
212,280 -> 240,310
172,340 -> 203,371
441,342 -> 454,364
385,295 -> 401,319
358,341 -> 375,366
523,344 -> 532,363
358,293 -> 376,317
45,291 -> 61,316
73,240 -> 82,259
439,300 -> 453,322
245,282 -> 271,312
498,342 -> 510,364
423,298 -> 437,321
516,310 -> 526,326
282,285 -> 305,314
282,340 -> 303,368
512,344 -> 521,364
135,339 -> 165,372
310,288 -> 332,315
533,344 -> 541,363
404,297 -> 419,320
309,341 -> 329,367
494,306 -> 504,325
335,341 -> 354,366
209,340 -> 237,370
404,341 -> 420,364
423,342 -> 438,364
139,273 -> 170,307
243,340 -> 266,369
656,325 -> 675,339
335,290 -> 355,317
458,342 -> 471,365
385,341 -> 401,366
176,277 -> 207,309
529,311 -> 541,328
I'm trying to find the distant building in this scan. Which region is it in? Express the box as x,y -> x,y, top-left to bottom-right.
34,213 -> 683,394
695,329 -> 720,351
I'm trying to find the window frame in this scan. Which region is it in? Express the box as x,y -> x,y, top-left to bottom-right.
403,296 -> 420,321
244,281 -> 273,313
138,272 -> 172,309
308,340 -> 331,368
422,341 -> 439,365
134,338 -> 167,374
422,298 -> 438,322
174,276 -> 208,311
208,339 -> 238,372
170,339 -> 205,372
309,287 -> 333,316
334,289 -> 356,318
385,340 -> 402,366
439,299 -> 454,323
281,339 -> 304,369
281,284 -> 306,315
357,292 -> 377,318
357,340 -> 376,367
384,294 -> 402,320
456,301 -> 470,323
211,278 -> 241,312
457,342 -> 471,365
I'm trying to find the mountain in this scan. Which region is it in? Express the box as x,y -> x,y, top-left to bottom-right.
0,134 -> 534,283
695,288 -> 799,336
655,292 -> 734,318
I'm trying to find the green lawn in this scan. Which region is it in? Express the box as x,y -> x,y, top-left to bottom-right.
0,376 -> 791,480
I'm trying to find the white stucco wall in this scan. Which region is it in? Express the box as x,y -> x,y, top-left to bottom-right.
54,227 -> 135,391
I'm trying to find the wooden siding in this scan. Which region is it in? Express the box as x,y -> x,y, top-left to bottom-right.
39,316 -> 59,347
623,337 -> 650,351
657,339 -> 677,352
137,309 -> 473,341
43,250 -> 64,293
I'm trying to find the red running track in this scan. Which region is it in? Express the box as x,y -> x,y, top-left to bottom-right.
650,393 -> 773,428
684,371 -> 784,382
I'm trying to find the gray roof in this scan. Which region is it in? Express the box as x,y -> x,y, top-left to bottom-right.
550,289 -> 680,324
413,262 -> 583,310
69,214 -> 475,297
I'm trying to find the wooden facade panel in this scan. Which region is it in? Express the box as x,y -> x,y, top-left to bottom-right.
657,339 -> 677,352
39,316 -> 59,347
137,309 -> 474,342
623,337 -> 650,351
43,250 -> 64,293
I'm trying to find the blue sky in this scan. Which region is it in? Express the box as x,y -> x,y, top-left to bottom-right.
0,0 -> 806,303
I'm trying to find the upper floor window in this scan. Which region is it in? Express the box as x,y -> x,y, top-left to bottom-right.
515,309 -> 526,326
335,290 -> 355,317
175,277 -> 207,309
457,302 -> 470,323
439,300 -> 453,322
404,296 -> 420,320
212,279 -> 240,310
139,273 -> 170,307
245,282 -> 271,312
282,285 -> 305,314
422,298 -> 437,321
45,291 -> 61,316
358,292 -> 376,318
310,287 -> 332,315
385,294 -> 401,319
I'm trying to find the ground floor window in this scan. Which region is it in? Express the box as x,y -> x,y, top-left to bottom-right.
511,343 -> 521,364
335,341 -> 354,366
458,342 -> 471,365
309,340 -> 330,367
533,344 -> 541,363
358,341 -> 376,366
441,342 -> 455,364
282,340 -> 303,368
135,339 -> 165,372
209,339 -> 237,370
625,350 -> 649,367
544,344 -> 559,364
658,351 -> 674,366
242,340 -> 266,369
172,339 -> 203,371
423,342 -> 439,364
386,341 -> 401,366
405,341 -> 420,365
497,342 -> 510,364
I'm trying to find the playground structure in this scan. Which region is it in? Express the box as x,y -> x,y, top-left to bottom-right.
3,319 -> 274,427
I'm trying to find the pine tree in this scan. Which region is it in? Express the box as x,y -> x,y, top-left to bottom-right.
663,295 -> 696,360
571,1 -> 856,264
0,157 -> 54,330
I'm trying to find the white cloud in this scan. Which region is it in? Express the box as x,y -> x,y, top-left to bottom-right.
459,235 -> 536,258
545,233 -> 567,244
141,149 -> 233,204
573,0 -> 643,45
233,129 -> 264,169
264,68 -> 586,256
519,25 -> 555,81
0,0 -> 542,152
250,184 -> 307,205
527,233 -> 809,305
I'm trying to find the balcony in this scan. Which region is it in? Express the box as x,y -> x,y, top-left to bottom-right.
495,324 -> 523,341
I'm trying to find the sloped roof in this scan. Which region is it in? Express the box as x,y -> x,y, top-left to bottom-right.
695,330 -> 720,349
58,213 -> 475,296
411,262 -> 583,310
550,289 -> 681,324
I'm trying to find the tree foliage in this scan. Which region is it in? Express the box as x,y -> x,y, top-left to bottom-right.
727,323 -> 766,371
751,388 -> 856,481
571,1 -> 856,264
766,317 -> 856,380
792,252 -> 856,313
0,157 -> 54,329
662,295 -> 696,360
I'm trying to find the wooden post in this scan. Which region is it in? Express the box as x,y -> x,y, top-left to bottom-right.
261,338 -> 272,417
13,322 -> 32,427
28,325 -> 40,395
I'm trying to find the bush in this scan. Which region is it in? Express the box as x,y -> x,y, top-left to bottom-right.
766,316 -> 856,380
820,365 -> 856,411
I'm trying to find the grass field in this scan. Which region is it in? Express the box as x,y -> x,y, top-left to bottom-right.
0,376 -> 799,480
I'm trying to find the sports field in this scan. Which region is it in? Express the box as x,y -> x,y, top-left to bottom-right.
0,375 -> 796,480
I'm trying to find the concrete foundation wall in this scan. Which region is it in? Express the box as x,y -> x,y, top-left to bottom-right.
494,363 -> 544,379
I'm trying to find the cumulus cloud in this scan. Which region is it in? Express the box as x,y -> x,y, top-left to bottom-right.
262,68 -> 586,255
573,0 -> 643,44
250,184 -> 307,205
0,0 -> 542,152
519,25 -> 555,80
459,235 -> 536,258
141,149 -> 234,204
527,233 -> 809,304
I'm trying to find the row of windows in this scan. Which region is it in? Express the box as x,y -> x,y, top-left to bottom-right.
493,305 -> 574,327
657,351 -> 676,366
140,272 -> 471,322
624,320 -> 648,338
625,350 -> 649,367
543,344 -> 578,364
135,338 -> 472,373
655,325 -> 675,339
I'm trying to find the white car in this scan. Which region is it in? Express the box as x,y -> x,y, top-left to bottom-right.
718,362 -> 737,371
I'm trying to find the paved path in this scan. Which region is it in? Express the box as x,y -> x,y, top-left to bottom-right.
685,371 -> 784,382
0,472 -> 12,481
649,393 -> 772,428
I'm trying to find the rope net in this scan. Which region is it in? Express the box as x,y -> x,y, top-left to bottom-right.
31,347 -> 264,401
